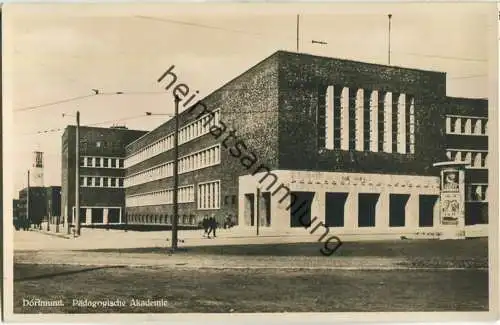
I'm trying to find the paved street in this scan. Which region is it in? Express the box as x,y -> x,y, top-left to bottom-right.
12,229 -> 489,313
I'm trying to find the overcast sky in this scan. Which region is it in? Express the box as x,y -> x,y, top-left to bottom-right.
3,3 -> 496,195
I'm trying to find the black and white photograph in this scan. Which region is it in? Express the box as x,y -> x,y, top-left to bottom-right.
1,2 -> 498,322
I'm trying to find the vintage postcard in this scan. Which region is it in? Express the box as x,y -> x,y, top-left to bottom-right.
1,2 -> 498,322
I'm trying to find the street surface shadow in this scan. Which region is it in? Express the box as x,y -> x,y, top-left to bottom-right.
14,265 -> 126,282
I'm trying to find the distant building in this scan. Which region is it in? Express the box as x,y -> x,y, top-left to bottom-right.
61,125 -> 147,227
18,187 -> 47,227
13,199 -> 22,229
16,186 -> 62,228
122,51 -> 489,239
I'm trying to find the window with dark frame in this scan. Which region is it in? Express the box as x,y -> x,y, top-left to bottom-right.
111,178 -> 117,187
103,177 -> 109,187
111,159 -> 116,168
118,178 -> 124,187
103,158 -> 109,168
95,157 -> 101,167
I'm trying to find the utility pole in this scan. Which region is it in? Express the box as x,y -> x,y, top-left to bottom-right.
75,111 -> 81,236
47,191 -> 50,232
256,187 -> 260,236
296,14 -> 300,52
26,170 -> 30,229
171,95 -> 180,250
388,14 -> 392,65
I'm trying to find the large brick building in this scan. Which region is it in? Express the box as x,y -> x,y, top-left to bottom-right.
123,51 -> 489,237
61,126 -> 147,227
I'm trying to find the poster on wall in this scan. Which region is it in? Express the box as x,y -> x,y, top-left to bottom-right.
440,193 -> 460,225
442,170 -> 459,192
440,168 -> 462,225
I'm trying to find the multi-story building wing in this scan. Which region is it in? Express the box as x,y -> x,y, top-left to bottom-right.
124,51 -> 489,236
444,97 -> 488,225
62,126 -> 147,227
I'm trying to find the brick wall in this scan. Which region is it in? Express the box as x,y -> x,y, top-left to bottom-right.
125,54 -> 281,222
277,51 -> 447,176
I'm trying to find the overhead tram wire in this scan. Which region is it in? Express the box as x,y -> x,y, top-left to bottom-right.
14,91 -> 168,113
20,114 -> 154,137
134,15 -> 264,37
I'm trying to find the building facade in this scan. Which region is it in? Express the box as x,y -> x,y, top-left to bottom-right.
123,51 -> 489,236
17,187 -> 47,227
61,126 -> 147,227
444,97 -> 488,225
45,186 -> 62,225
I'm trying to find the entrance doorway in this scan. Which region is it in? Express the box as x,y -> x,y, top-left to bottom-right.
91,208 -> 104,224
325,192 -> 348,227
290,192 -> 315,227
108,208 -> 120,223
419,195 -> 438,227
244,194 -> 255,226
358,193 -> 379,227
262,192 -> 271,227
389,194 -> 410,227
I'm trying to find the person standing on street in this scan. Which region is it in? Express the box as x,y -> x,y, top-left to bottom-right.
202,217 -> 209,238
208,216 -> 217,238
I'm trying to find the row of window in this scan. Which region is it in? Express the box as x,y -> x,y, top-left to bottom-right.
446,116 -> 487,136
446,150 -> 488,168
125,145 -> 221,188
125,110 -> 221,168
125,180 -> 221,210
79,176 -> 125,188
324,87 -> 415,154
466,184 -> 488,202
126,185 -> 195,207
127,214 -> 199,226
80,156 -> 124,169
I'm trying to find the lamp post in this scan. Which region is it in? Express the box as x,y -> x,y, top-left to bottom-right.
75,110 -> 81,236
26,170 -> 30,229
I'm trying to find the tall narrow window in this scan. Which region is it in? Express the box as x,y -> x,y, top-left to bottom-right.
354,88 -> 364,151
473,119 -> 482,135
325,85 -> 334,150
397,93 -> 407,154
333,86 -> 342,149
406,95 -> 415,154
369,91 -> 379,152
363,89 -> 371,151
454,118 -> 461,134
340,87 -> 349,150
377,91 -> 386,152
348,88 -> 357,151
391,92 -> 399,153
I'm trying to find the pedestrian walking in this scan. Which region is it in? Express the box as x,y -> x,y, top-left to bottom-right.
208,216 -> 217,238
202,217 -> 209,238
